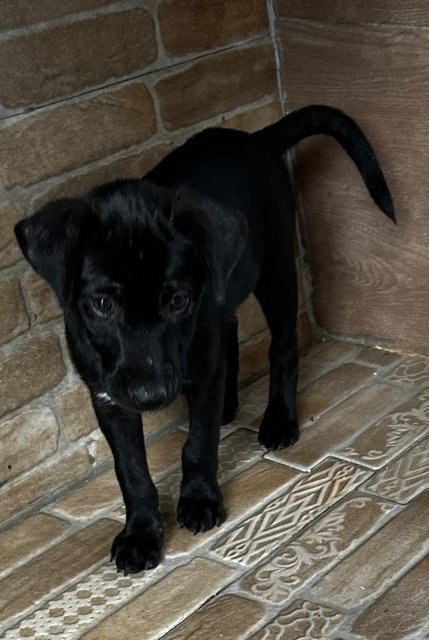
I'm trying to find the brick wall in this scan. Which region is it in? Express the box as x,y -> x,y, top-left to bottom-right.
0,1 -> 312,525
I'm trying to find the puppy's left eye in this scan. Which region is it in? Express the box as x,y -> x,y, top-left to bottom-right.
169,291 -> 189,315
90,294 -> 114,318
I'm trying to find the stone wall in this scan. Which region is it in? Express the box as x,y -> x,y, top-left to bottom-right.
0,0 -> 312,526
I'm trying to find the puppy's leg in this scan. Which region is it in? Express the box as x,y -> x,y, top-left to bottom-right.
93,402 -> 163,574
178,364 -> 226,533
255,253 -> 299,450
222,314 -> 239,425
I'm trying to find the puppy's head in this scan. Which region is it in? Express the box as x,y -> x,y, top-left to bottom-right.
15,179 -> 246,412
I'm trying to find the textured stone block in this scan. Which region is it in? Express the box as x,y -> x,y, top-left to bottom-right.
22,270 -> 61,325
0,204 -> 22,268
0,408 -> 58,484
159,0 -> 268,55
0,513 -> 68,577
0,519 -> 120,623
352,555 -> 429,640
32,143 -> 173,210
162,594 -> 264,639
0,275 -> 29,344
252,600 -> 343,640
156,43 -> 277,130
212,459 -> 370,566
312,492 -> 429,607
0,9 -> 157,108
0,335 -> 66,417
0,83 -> 156,188
0,0 -> 112,30
0,447 -> 91,523
56,384 -> 96,441
81,559 -> 235,639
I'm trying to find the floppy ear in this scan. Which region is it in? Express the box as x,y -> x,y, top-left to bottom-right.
173,186 -> 247,302
14,198 -> 90,306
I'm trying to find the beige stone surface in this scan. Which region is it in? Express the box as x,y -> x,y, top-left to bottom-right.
241,493 -> 395,604
0,519 -> 120,623
296,362 -> 375,424
163,594 -> 264,639
21,270 -> 61,324
32,143 -> 173,210
0,0 -> 112,30
212,460 -> 370,566
0,346 -> 426,639
0,447 -> 91,522
222,99 -> 283,133
56,384 -> 96,441
0,408 -> 58,484
52,430 -> 186,519
159,0 -> 268,55
0,513 -> 68,576
0,204 -> 22,268
357,346 -> 403,367
252,600 -> 343,639
338,388 -> 429,468
352,555 -> 429,640
238,295 -> 267,342
156,43 -> 277,130
81,558 -> 236,639
363,436 -> 429,503
0,275 -> 29,345
239,331 -> 270,385
0,83 -> 156,188
52,469 -> 120,519
268,383 -> 409,470
165,460 -> 299,557
311,492 -> 429,607
302,339 -> 359,365
0,335 -> 66,417
0,8 -> 157,108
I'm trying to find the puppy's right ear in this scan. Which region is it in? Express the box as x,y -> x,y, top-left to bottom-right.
15,198 -> 90,306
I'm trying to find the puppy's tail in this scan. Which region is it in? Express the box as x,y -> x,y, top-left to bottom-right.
252,105 -> 395,221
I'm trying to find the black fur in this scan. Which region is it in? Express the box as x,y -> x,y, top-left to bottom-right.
15,105 -> 394,574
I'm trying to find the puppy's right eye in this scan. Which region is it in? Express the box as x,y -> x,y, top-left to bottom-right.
89,295 -> 113,318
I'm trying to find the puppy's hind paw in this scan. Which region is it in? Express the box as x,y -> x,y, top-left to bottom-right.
111,527 -> 163,575
177,497 -> 226,534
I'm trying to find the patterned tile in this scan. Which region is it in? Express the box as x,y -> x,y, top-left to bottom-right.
311,492 -> 429,608
352,555 -> 429,640
80,559 -> 236,639
267,383 -> 407,470
2,562 -> 161,639
251,600 -> 343,639
211,460 -> 370,566
384,355 -> 429,385
337,389 -> 429,468
241,493 -> 395,604
363,437 -> 429,503
0,519 -> 121,625
164,461 -> 299,558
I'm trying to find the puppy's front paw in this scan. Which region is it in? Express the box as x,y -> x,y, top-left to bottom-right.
258,402 -> 299,450
177,497 -> 226,534
111,527 -> 163,575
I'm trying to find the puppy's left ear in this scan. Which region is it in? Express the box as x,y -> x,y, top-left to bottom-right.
15,198 -> 91,306
173,186 -> 247,303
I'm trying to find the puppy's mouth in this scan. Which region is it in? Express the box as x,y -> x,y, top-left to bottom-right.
95,384 -> 181,413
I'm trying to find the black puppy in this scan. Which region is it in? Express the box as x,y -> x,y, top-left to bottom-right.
15,105 -> 394,574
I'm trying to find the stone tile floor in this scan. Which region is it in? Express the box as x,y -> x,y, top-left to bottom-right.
0,339 -> 428,639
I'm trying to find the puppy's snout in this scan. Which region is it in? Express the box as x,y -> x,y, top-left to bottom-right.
132,383 -> 167,406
